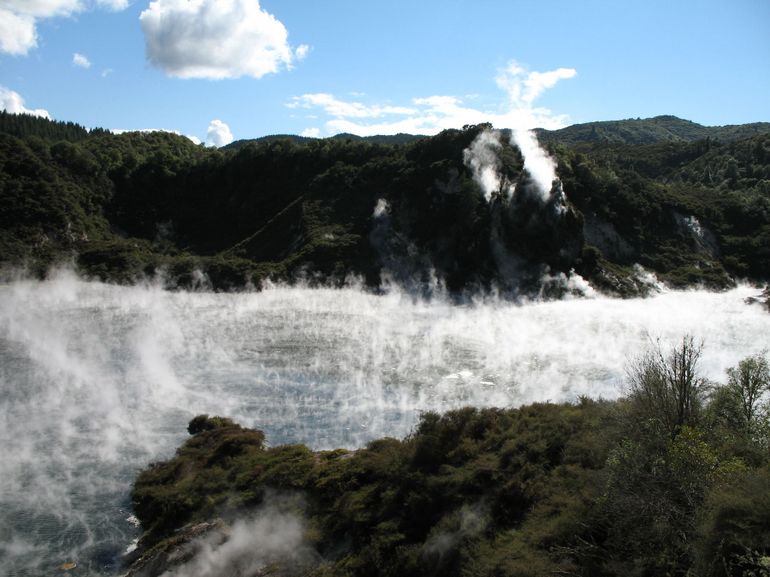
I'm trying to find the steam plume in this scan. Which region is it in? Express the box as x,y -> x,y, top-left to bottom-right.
495,61 -> 575,200
161,503 -> 318,577
463,129 -> 513,202
511,128 -> 557,200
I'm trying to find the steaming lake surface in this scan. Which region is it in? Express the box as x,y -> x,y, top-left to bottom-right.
1,272 -> 769,575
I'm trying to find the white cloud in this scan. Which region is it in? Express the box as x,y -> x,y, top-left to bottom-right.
0,86 -> 51,118
289,93 -> 416,119
0,0 -> 129,55
139,0 -> 304,80
0,0 -> 81,18
0,9 -> 37,55
95,0 -> 129,9
495,61 -> 577,108
300,127 -> 320,138
294,44 -> 310,61
206,119 -> 233,147
72,52 -> 91,68
289,61 -> 576,137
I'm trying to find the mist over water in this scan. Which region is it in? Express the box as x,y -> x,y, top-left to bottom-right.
1,271 -> 769,575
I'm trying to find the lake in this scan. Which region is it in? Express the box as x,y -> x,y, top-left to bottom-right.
1,270 -> 768,575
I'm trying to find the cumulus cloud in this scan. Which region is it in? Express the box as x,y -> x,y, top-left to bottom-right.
206,119 -> 233,147
0,0 -> 128,55
0,0 -> 81,18
0,86 -> 50,119
0,9 -> 37,55
95,0 -> 129,9
294,44 -> 310,61
289,93 -> 416,119
300,127 -> 320,138
291,61 -> 576,137
72,52 -> 91,68
139,0 -> 304,80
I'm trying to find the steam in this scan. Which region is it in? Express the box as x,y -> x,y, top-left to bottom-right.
463,130 -> 514,202
491,60 -> 576,200
511,128 -> 558,199
1,272 -> 768,575
373,198 -> 390,219
461,125 -> 570,293
462,127 -> 559,204
160,503 -> 318,577
423,503 -> 488,562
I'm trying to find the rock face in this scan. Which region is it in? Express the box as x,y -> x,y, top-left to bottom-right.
124,517 -> 316,577
671,210 -> 720,259
583,212 -> 635,262
745,287 -> 770,311
125,416 -> 319,577
124,520 -> 227,577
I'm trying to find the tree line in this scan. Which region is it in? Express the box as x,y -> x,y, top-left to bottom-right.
1,111 -> 769,294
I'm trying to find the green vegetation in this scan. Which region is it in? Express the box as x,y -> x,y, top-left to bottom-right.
129,346 -> 770,577
1,112 -> 769,293
537,115 -> 770,146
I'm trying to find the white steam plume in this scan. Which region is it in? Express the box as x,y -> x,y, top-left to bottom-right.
373,198 -> 390,219
511,127 -> 557,200
463,129 -> 513,202
461,62 -> 575,202
495,62 -> 575,200
161,502 -> 318,577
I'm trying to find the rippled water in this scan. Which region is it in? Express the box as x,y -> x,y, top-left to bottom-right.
1,271 -> 768,575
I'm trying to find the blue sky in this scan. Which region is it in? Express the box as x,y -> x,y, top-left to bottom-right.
1,0 -> 768,145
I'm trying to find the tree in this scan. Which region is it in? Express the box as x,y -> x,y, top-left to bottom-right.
725,352 -> 770,439
626,335 -> 707,438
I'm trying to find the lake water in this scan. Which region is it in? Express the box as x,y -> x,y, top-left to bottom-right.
1,271 -> 768,575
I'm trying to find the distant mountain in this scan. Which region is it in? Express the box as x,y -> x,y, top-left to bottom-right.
537,115 -> 770,146
225,132 -> 425,151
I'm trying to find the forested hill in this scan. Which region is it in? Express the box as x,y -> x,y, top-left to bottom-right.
226,117 -> 770,151
1,111 -> 769,295
226,132 -> 424,151
537,115 -> 770,146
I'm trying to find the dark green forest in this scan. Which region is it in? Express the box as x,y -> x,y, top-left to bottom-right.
1,111 -> 769,295
127,342 -> 770,577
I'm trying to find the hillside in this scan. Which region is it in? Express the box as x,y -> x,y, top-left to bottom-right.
537,115 -> 770,146
225,132 -> 425,151
125,342 -> 770,577
1,112 -> 769,294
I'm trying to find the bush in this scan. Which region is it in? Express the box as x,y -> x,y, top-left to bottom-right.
626,335 -> 707,439
187,414 -> 239,435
